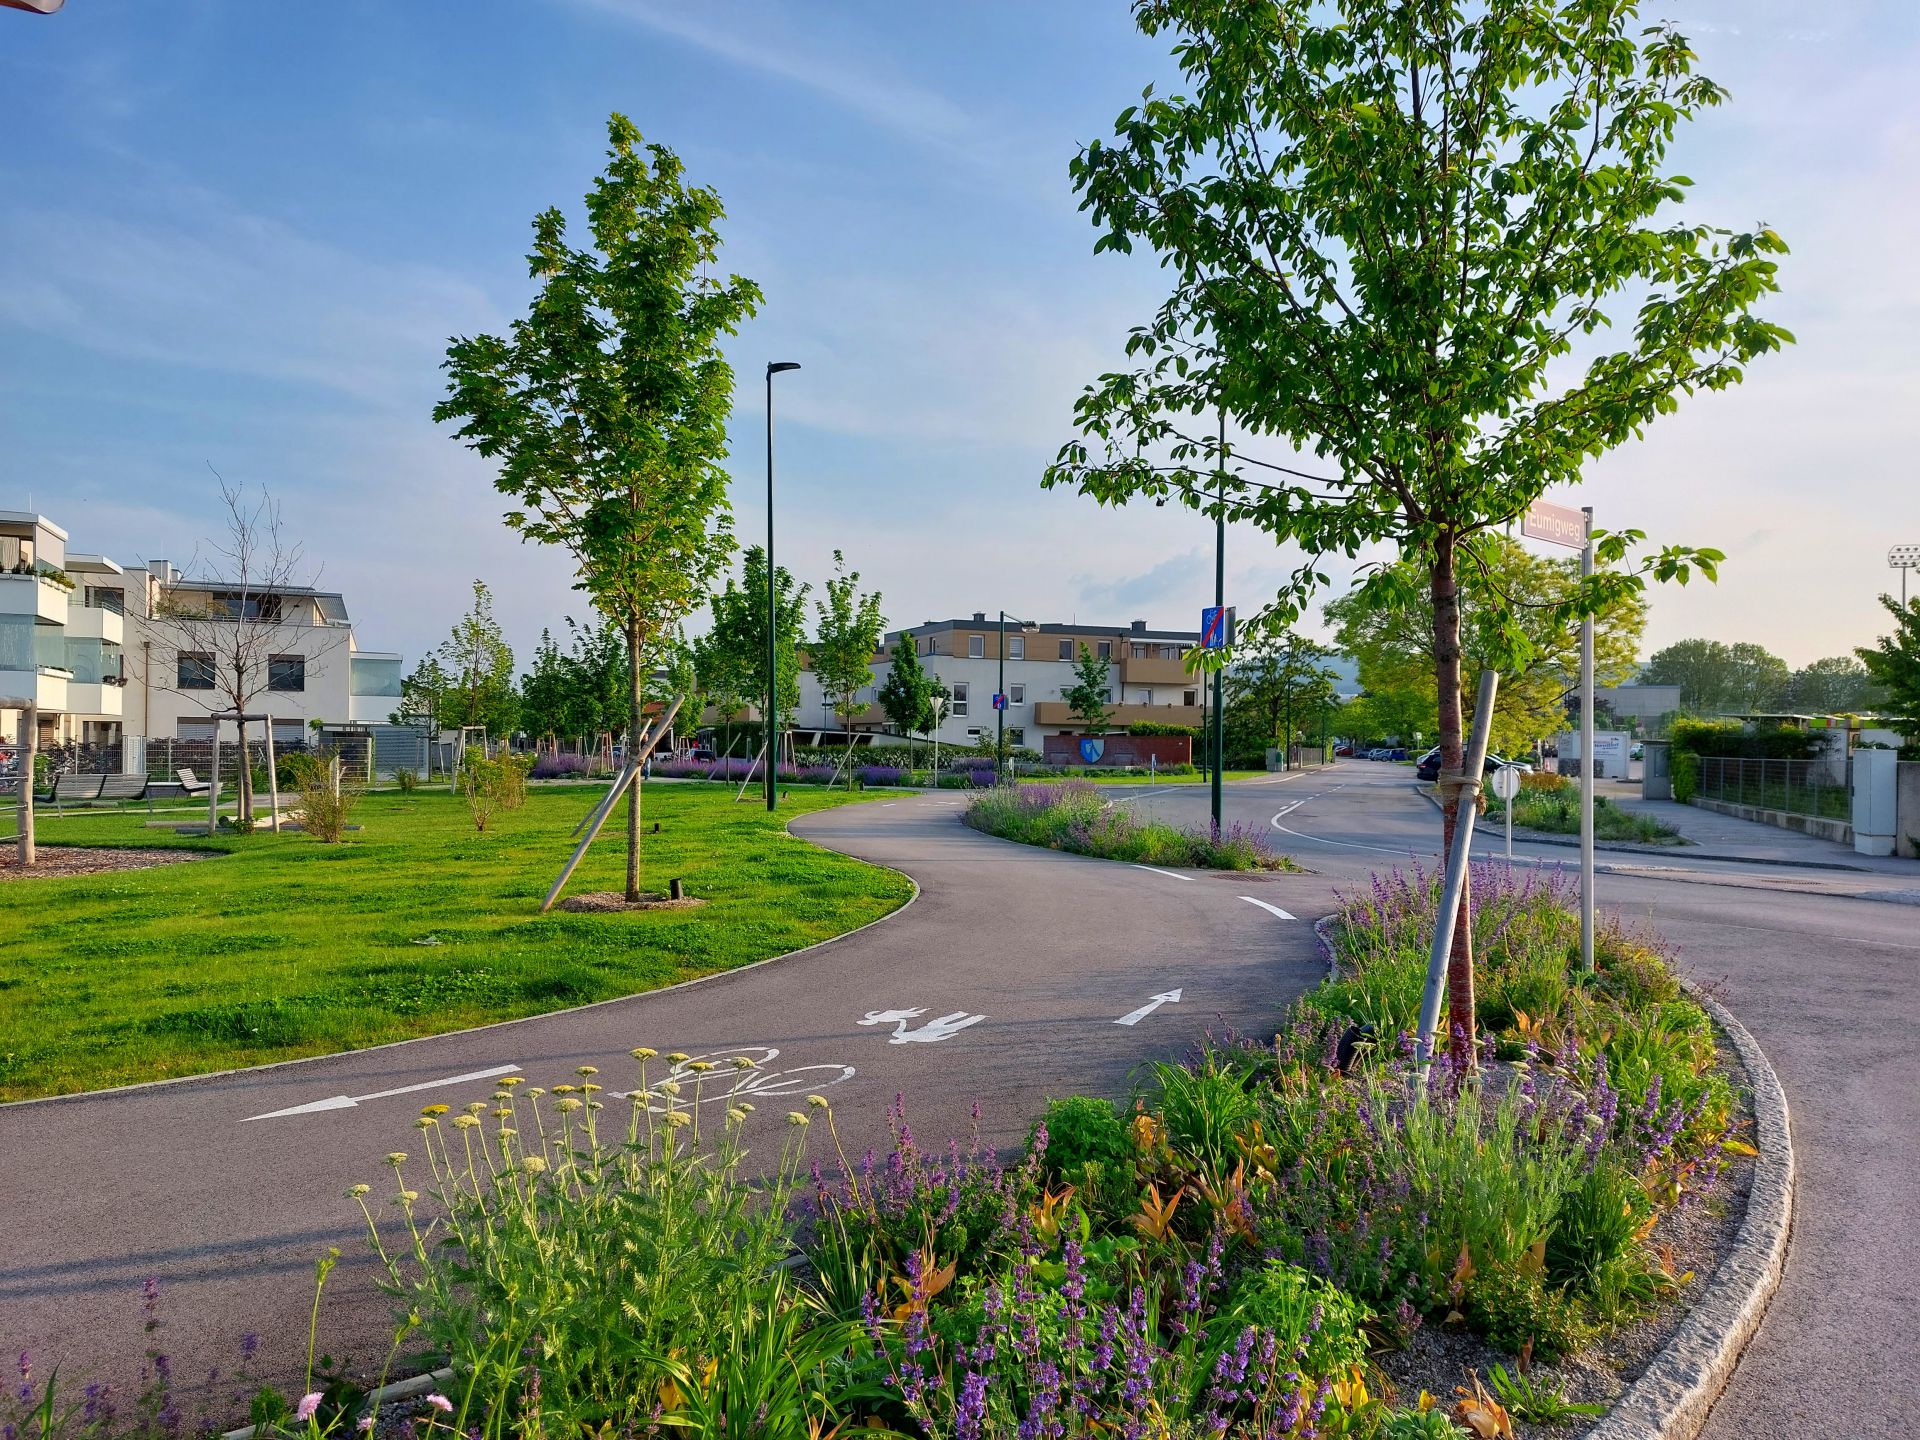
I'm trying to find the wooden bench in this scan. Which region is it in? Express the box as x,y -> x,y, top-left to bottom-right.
176,768 -> 211,798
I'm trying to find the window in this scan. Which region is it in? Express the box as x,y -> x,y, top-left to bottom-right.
1131,643 -> 1148,658
1058,639 -> 1073,660
1184,689 -> 1199,707
207,590 -> 284,622
950,681 -> 970,716
1097,641 -> 1112,659
1009,636 -> 1024,660
1009,684 -> 1025,705
177,651 -> 216,690
1006,728 -> 1026,747
968,634 -> 984,658
268,654 -> 306,692
1161,644 -> 1180,660
965,727 -> 982,738
84,586 -> 125,614
1135,688 -> 1153,705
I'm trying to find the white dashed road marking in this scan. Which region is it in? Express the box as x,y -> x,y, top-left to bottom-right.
1239,896 -> 1297,920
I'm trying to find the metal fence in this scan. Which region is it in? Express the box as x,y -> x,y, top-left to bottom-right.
1695,755 -> 1852,822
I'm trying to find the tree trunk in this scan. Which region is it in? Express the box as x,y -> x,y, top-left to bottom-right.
1431,533 -> 1477,1059
626,619 -> 643,903
236,715 -> 253,832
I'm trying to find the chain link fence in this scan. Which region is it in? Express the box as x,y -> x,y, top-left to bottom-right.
1695,755 -> 1852,822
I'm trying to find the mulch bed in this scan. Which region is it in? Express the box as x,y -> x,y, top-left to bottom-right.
558,891 -> 707,912
0,846 -> 212,879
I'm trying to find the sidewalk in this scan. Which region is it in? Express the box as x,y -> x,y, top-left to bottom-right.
1602,782 -> 1919,876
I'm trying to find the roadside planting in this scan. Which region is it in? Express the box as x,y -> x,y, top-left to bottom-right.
964,781 -> 1297,872
6,862 -> 1751,1438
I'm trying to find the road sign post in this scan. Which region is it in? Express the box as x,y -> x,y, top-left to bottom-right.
1492,762 -> 1522,860
1200,604 -> 1234,835
1522,498 -> 1596,975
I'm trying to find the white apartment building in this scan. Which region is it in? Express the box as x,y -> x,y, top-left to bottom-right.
0,510 -> 403,762
792,613 -> 1206,749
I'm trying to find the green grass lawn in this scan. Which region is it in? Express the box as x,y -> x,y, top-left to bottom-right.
0,784 -> 911,1101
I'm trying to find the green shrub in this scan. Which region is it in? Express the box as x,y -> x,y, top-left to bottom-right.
1463,1264 -> 1591,1359
1224,1260 -> 1372,1382
1150,1052 -> 1258,1179
1034,1095 -> 1130,1181
1127,720 -> 1199,737
295,770 -> 358,844
1546,1157 -> 1650,1292
1479,941 -> 1574,1037
278,750 -> 329,792
1381,1410 -> 1471,1440
1671,748 -> 1699,802
394,767 -> 419,793
1596,938 -> 1681,1010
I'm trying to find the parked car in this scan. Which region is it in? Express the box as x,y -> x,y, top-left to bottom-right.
1415,747 -> 1535,783
688,746 -> 717,762
1333,743 -> 1355,758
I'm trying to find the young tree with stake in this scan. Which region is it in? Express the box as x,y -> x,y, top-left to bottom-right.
1045,1 -> 1787,1049
435,115 -> 759,901
877,637 -> 944,769
810,551 -> 886,786
1063,644 -> 1115,737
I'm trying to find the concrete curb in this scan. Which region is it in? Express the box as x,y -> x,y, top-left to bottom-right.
1312,909 -> 1793,1440
1584,980 -> 1794,1440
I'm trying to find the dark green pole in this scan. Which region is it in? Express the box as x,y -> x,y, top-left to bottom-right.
1211,408 -> 1225,835
765,361 -> 800,810
996,610 -> 1006,782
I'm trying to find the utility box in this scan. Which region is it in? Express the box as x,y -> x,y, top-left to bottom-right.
1554,728 -> 1632,779
1641,739 -> 1673,800
1852,747 -> 1900,857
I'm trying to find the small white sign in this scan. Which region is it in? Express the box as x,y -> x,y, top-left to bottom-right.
1491,765 -> 1523,802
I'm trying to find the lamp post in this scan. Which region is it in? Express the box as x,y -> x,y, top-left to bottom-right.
1211,410 -> 1226,836
997,611 -> 1036,781
764,361 -> 801,811
1891,544 -> 1920,607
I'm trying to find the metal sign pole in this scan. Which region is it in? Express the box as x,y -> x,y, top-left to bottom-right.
1579,507 -> 1596,975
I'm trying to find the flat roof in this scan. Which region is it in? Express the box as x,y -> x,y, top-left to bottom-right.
64,553 -> 125,575
0,510 -> 71,541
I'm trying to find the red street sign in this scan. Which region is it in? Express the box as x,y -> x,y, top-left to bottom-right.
1521,499 -> 1588,549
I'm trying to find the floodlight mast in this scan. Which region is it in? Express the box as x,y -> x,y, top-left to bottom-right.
1890,544 -> 1920,607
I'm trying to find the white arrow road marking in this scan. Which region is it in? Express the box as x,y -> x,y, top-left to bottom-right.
1133,864 -> 1194,881
858,1008 -> 987,1044
242,1063 -> 523,1122
1239,896 -> 1297,920
1114,989 -> 1183,1026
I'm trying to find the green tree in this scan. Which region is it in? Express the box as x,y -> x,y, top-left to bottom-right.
876,637 -> 946,768
518,629 -> 576,749
1786,655 -> 1884,716
1327,536 -> 1645,755
1856,596 -> 1920,741
702,545 -> 808,761
436,579 -> 519,737
1044,2 -> 1785,1042
1227,631 -> 1341,763
391,655 -> 450,733
566,616 -> 635,742
1063,643 -> 1114,735
809,551 -> 887,785
435,116 -> 757,901
1642,638 -> 1790,714
645,626 -> 702,751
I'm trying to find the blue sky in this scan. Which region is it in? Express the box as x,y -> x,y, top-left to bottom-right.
3,0 -> 1916,671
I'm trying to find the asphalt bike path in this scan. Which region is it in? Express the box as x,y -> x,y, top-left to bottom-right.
1120,764 -> 1920,1438
0,791 -> 1330,1408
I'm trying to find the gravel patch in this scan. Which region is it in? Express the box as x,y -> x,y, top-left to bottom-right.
558,890 -> 707,912
0,846 -> 212,879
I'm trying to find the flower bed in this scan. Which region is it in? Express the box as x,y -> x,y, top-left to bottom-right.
964,780 -> 1295,871
1483,777 -> 1684,846
9,869 -> 1752,1439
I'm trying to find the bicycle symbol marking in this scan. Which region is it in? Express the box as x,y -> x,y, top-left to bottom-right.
610,1046 -> 856,1107
857,1008 -> 987,1044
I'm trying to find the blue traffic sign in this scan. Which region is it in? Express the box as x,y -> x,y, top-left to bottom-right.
991,693 -> 1008,711
1200,606 -> 1234,649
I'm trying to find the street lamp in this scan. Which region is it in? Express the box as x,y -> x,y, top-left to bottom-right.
996,611 -> 1037,780
1891,544 -> 1920,607
765,361 -> 801,811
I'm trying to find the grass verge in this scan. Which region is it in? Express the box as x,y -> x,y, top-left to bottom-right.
1487,785 -> 1684,845
0,783 -> 910,1101
964,780 -> 1297,870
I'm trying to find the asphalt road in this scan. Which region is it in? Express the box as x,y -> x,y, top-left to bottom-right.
0,786 -> 1332,1411
5,765 -> 1915,1434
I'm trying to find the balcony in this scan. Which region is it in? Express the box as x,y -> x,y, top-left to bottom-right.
0,668 -> 69,712
1033,701 -> 1205,729
1117,654 -> 1195,687
65,602 -> 124,646
0,573 -> 71,626
65,679 -> 125,719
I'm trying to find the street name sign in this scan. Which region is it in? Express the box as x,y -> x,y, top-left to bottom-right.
1521,499 -> 1587,549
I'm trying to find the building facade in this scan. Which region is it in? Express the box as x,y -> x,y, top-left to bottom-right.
0,509 -> 402,764
791,613 -> 1206,749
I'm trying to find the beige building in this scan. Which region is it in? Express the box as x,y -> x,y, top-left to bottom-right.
0,509 -> 402,763
792,613 -> 1206,748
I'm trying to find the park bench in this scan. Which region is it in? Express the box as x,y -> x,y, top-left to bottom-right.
98,774 -> 151,808
176,768 -> 211,798
40,773 -> 106,812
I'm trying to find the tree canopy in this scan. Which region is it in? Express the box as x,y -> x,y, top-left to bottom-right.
1640,638 -> 1789,715
434,114 -> 758,899
1856,596 -> 1920,740
1063,644 -> 1115,735
436,580 -> 519,737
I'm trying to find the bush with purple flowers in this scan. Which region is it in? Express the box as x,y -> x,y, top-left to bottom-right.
527,752 -> 591,780
962,783 -> 1297,872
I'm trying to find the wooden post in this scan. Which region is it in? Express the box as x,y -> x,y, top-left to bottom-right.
17,701 -> 36,867
262,718 -> 281,832
207,718 -> 221,835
